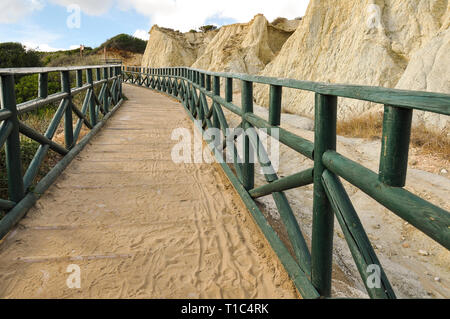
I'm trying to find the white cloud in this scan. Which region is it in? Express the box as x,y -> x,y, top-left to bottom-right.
0,0 -> 310,32
118,0 -> 310,31
0,23 -> 64,51
133,29 -> 149,41
49,0 -> 115,16
70,45 -> 81,50
0,0 -> 44,23
23,42 -> 65,52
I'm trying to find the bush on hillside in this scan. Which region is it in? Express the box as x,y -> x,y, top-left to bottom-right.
199,25 -> 218,33
0,42 -> 42,68
95,34 -> 147,54
271,17 -> 287,25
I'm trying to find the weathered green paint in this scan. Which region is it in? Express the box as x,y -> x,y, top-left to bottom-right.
322,170 -> 396,299
73,90 -> 92,143
225,77 -> 233,103
211,76 -> 221,130
38,73 -> 48,99
103,68 -> 110,113
23,144 -> 50,190
200,73 -> 205,88
0,109 -> 12,122
86,69 -> 97,127
19,123 -> 69,156
379,105 -> 413,187
0,74 -> 25,203
323,150 -> 450,250
76,70 -> 83,87
245,126 -> 312,274
244,113 -> 314,160
206,74 -> 211,91
0,121 -> 13,149
61,71 -> 74,149
249,168 -> 314,199
182,67 -> 450,115
0,199 -> 15,210
269,85 -> 282,126
311,93 -> 337,297
19,121 -> 68,155
241,80 -> 254,191
22,97 -> 70,190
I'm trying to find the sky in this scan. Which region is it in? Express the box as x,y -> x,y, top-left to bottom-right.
0,0 -> 310,52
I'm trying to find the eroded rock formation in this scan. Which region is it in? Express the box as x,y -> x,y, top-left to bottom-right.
141,1 -> 449,129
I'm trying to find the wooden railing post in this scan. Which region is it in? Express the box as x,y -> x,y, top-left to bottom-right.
61,71 -> 74,149
76,70 -> 83,88
311,93 -> 337,297
86,68 -> 97,127
0,75 -> 25,203
212,76 -> 221,129
225,77 -> 233,103
379,105 -> 412,187
103,67 -> 110,113
241,80 -> 255,191
200,73 -> 205,88
206,74 -> 211,91
269,85 -> 282,126
157,69 -> 161,91
117,66 -> 122,99
38,73 -> 48,99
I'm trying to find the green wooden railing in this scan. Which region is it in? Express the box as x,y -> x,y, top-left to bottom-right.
0,65 -> 123,239
123,66 -> 450,299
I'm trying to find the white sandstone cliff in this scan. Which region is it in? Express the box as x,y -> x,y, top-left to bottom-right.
253,0 -> 449,129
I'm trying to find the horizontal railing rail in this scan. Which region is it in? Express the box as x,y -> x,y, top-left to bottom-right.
99,59 -> 123,65
122,65 -> 450,299
0,65 -> 123,239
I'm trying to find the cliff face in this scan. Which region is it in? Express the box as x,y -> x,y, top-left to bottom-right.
192,14 -> 295,74
396,15 -> 450,129
140,1 -> 449,130
253,0 -> 449,129
141,25 -> 217,67
141,15 -> 298,74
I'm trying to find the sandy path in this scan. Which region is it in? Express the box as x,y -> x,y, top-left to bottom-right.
0,85 -> 298,299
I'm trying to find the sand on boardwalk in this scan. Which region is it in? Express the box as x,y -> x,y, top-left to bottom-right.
0,85 -> 298,299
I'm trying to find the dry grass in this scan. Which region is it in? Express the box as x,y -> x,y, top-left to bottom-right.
410,124 -> 450,159
271,17 -> 288,25
337,112 -> 384,140
337,112 -> 450,158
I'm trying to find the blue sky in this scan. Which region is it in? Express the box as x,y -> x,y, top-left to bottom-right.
0,0 -> 310,51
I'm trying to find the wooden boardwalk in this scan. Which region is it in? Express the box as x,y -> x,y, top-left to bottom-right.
0,84 -> 297,299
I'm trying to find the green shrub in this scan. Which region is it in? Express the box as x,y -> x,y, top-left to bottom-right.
199,25 -> 218,33
94,34 -> 147,54
15,73 -> 61,104
0,139 -> 52,201
0,42 -> 42,68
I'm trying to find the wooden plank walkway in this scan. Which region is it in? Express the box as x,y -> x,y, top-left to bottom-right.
0,84 -> 298,299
